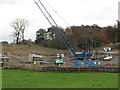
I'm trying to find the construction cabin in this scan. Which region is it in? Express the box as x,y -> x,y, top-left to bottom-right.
0,56 -> 11,69
20,54 -> 45,64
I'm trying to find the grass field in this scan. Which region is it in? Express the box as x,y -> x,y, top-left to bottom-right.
2,69 -> 118,88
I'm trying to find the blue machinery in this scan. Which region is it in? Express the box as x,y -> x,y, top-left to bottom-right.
34,0 -> 94,60
74,61 -> 99,67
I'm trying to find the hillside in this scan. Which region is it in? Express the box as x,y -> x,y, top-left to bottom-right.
2,44 -> 68,56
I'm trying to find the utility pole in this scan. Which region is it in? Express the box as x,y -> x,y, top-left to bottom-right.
117,20 -> 120,31
116,20 -> 120,43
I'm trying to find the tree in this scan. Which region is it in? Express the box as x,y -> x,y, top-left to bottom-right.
10,19 -> 29,44
104,25 -> 118,43
20,19 -> 29,43
35,29 -> 47,44
35,27 -> 67,50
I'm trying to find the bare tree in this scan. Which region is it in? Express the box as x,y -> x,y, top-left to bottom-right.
10,19 -> 29,44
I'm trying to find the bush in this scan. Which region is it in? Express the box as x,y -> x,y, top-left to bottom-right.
113,43 -> 120,50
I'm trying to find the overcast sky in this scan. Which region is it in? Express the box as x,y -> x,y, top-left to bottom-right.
0,0 -> 119,43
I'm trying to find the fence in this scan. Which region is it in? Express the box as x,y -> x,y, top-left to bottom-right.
17,63 -> 119,73
2,54 -> 120,73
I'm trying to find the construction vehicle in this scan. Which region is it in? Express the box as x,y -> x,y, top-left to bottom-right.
54,54 -> 64,65
54,58 -> 63,65
34,0 -> 94,60
103,55 -> 112,61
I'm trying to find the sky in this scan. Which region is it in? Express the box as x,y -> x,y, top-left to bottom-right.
0,0 -> 119,43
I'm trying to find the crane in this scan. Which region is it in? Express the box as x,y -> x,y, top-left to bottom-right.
34,0 -> 94,60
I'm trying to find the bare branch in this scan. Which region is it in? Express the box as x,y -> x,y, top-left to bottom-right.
10,19 -> 29,44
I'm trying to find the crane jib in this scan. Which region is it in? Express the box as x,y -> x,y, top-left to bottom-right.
34,0 -> 95,60
34,0 -> 76,55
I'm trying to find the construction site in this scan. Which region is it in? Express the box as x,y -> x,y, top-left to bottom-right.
0,44 -> 119,73
0,0 -> 120,73
1,0 -> 120,89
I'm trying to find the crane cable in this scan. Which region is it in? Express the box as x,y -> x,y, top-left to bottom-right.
43,0 -> 82,51
34,0 -> 81,53
43,0 -> 71,28
34,0 -> 76,54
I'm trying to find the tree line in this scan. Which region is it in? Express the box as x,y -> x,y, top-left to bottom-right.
10,19 -> 120,50
35,24 -> 120,50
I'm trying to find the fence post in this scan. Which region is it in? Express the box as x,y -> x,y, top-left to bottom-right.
66,67 -> 68,72
78,67 -> 80,72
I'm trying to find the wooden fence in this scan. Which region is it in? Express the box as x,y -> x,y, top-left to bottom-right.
16,63 -> 120,73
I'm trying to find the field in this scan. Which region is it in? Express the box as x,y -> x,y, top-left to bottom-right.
2,44 -> 68,56
2,69 -> 119,88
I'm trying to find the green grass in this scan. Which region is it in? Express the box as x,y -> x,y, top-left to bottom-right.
2,69 -> 119,88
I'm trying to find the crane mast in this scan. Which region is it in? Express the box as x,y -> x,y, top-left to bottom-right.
34,0 -> 94,60
34,0 -> 76,55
